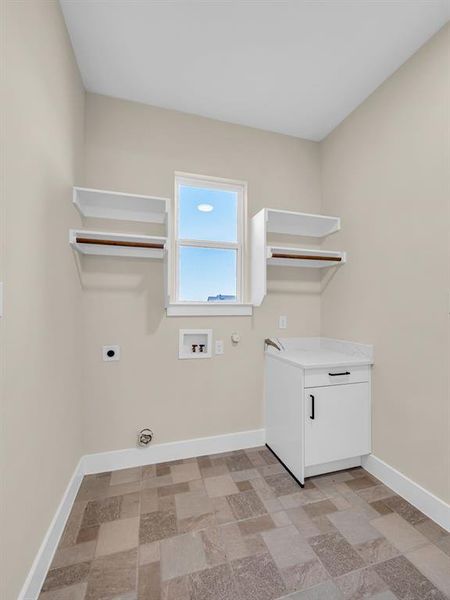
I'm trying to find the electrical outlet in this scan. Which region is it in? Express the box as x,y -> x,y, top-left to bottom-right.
215,340 -> 224,355
103,345 -> 120,361
279,315 -> 287,329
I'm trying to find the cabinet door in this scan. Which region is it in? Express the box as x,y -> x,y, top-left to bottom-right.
305,383 -> 370,467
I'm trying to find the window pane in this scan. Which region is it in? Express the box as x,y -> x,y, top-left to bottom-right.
178,246 -> 237,302
178,184 -> 238,242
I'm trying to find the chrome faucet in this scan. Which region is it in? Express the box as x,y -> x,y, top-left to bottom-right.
264,338 -> 282,351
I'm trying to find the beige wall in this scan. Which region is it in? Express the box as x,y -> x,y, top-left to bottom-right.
81,94 -> 322,453
320,25 -> 450,503
1,1 -> 85,598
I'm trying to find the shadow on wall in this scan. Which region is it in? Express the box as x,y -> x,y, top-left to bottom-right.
319,266 -> 340,294
268,264 -> 322,297
72,251 -> 165,334
72,254 -> 329,331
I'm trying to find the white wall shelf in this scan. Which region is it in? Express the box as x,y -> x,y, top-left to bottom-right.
267,246 -> 346,268
69,229 -> 167,259
266,208 -> 340,237
251,208 -> 345,306
73,186 -> 169,224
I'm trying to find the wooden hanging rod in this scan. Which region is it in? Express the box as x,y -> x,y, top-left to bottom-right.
76,237 -> 165,250
271,253 -> 342,262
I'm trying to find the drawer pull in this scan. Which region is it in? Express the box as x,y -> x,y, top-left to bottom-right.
328,371 -> 351,377
310,395 -> 315,420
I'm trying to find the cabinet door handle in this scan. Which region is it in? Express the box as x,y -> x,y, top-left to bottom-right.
328,371 -> 350,376
310,394 -> 315,420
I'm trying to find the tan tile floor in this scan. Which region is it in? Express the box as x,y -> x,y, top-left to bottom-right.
39,447 -> 450,600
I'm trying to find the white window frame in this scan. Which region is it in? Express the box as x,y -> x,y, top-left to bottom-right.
168,172 -> 252,316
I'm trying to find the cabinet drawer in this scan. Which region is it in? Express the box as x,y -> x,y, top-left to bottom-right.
305,382 -> 371,467
304,365 -> 369,388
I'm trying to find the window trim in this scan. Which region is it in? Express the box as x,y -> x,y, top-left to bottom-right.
171,172 -> 248,309
166,303 -> 253,317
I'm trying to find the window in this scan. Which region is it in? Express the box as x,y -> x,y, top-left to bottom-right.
173,173 -> 246,306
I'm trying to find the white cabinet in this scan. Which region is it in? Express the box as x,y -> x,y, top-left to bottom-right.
304,383 -> 371,467
264,338 -> 373,485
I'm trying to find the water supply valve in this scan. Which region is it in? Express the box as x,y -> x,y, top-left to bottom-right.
138,428 -> 153,447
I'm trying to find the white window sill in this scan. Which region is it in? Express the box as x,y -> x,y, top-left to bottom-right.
166,303 -> 253,317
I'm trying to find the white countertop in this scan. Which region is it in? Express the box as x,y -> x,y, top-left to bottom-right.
265,337 -> 373,369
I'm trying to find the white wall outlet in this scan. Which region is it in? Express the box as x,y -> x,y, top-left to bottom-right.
279,315 -> 287,329
103,345 -> 120,361
215,340 -> 224,355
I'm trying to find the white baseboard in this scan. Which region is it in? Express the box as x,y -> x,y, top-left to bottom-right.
18,428 -> 265,599
362,454 -> 450,532
18,458 -> 85,600
81,428 -> 265,475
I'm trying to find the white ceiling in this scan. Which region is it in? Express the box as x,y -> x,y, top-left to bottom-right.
60,1 -> 449,141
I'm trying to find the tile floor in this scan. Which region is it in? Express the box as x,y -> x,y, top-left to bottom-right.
39,447 -> 450,600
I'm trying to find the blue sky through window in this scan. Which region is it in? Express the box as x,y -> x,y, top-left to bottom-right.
178,184 -> 239,302
178,186 -> 238,242
179,247 -> 237,301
